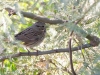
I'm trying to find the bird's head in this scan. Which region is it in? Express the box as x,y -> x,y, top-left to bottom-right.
33,21 -> 46,31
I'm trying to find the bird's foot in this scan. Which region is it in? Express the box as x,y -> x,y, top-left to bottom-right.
36,50 -> 39,56
27,50 -> 31,57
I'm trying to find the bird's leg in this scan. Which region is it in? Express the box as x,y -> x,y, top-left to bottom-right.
27,49 -> 31,56
24,47 -> 31,56
36,50 -> 39,56
31,48 -> 39,56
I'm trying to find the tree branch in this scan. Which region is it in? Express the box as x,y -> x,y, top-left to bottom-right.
69,34 -> 76,75
5,7 -> 67,24
0,43 -> 96,61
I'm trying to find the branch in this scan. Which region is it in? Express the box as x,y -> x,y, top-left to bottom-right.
69,35 -> 76,75
86,35 -> 100,46
0,43 -> 96,61
5,7 -> 67,24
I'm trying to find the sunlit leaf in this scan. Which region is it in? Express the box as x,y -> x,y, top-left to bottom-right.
11,63 -> 17,71
65,22 -> 88,37
14,3 -> 26,24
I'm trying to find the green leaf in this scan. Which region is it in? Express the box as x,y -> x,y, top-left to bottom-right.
65,22 -> 88,37
30,0 -> 39,10
4,60 -> 11,67
11,63 -> 17,71
33,69 -> 39,75
14,3 -> 26,24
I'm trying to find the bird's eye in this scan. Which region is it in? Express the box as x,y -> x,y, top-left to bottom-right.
36,25 -> 40,27
42,26 -> 44,27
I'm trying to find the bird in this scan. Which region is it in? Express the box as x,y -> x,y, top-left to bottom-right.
15,21 -> 46,52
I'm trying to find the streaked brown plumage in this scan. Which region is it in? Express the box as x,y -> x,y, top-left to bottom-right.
15,21 -> 46,48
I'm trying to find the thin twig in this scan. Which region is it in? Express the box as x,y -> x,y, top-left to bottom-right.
68,31 -> 76,75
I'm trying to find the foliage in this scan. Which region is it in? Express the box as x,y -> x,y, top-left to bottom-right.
0,0 -> 100,75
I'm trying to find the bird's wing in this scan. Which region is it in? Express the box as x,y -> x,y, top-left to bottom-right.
15,27 -> 41,42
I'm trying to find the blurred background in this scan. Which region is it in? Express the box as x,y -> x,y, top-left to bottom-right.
0,0 -> 100,75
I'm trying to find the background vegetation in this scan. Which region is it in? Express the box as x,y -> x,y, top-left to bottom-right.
0,0 -> 100,75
